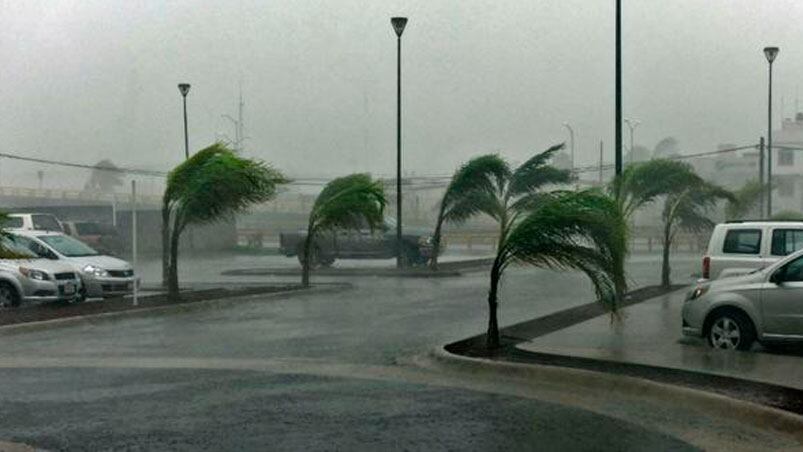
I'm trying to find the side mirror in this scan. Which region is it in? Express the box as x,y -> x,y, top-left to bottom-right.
770,269 -> 786,284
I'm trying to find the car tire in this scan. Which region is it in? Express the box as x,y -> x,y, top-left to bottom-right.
706,310 -> 756,351
0,282 -> 20,308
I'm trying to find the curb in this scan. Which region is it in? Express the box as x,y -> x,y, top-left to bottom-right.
428,346 -> 803,444
0,284 -> 351,336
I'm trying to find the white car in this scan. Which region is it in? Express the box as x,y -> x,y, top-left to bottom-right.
702,221 -> 803,280
5,213 -> 64,232
9,231 -> 137,300
0,236 -> 81,307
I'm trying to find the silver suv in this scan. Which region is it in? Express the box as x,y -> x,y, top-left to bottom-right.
683,248 -> 803,350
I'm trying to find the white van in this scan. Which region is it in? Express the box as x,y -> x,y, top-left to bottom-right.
703,221 -> 803,280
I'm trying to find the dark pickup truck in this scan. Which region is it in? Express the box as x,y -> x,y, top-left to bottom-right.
279,219 -> 438,267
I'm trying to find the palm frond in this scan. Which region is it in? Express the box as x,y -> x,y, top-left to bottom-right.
610,159 -> 703,219
311,173 -> 386,232
502,190 -> 628,312
508,144 -> 571,197
167,142 -> 288,230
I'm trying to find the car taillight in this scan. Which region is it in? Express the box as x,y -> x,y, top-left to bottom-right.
702,256 -> 710,279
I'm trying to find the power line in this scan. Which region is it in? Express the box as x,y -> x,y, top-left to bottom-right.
0,142 -> 767,186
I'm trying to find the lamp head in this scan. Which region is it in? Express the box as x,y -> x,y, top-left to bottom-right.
764,47 -> 779,64
391,17 -> 408,37
178,83 -> 191,97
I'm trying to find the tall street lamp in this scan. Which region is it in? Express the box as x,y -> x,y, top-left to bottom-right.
391,16 -> 408,269
615,0 -> 622,176
624,118 -> 640,164
178,83 -> 191,160
562,123 -> 575,177
764,46 -> 778,217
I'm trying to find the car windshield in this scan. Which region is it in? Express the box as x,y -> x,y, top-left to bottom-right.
37,234 -> 99,257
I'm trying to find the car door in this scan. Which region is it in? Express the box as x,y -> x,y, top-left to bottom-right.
761,254 -> 803,337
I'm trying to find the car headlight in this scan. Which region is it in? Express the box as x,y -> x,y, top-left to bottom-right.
82,264 -> 109,277
688,286 -> 709,300
19,267 -> 49,281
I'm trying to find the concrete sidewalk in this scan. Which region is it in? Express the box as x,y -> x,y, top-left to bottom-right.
517,289 -> 803,390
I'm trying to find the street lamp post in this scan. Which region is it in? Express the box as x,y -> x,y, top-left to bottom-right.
615,0 -> 622,176
391,17 -> 408,269
764,46 -> 779,217
178,83 -> 191,160
562,123 -> 575,178
624,118 -> 640,164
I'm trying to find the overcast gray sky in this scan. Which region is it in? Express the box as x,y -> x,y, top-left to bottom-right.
2,0 -> 803,182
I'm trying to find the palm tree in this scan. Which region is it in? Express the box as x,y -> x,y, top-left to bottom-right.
659,181 -> 732,287
611,159 -> 732,288
726,180 -> 767,220
430,145 -> 571,270
301,174 -> 386,287
485,189 -> 627,349
162,143 -> 287,299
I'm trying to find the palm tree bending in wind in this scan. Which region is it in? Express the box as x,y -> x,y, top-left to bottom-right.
432,145 -> 627,349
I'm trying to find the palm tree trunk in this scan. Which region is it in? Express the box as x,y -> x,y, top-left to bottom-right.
661,220 -> 672,288
486,262 -> 501,350
161,200 -> 171,288
301,232 -> 313,288
168,215 -> 182,300
429,216 -> 444,271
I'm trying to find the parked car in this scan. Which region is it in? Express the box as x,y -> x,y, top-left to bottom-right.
9,231 -> 137,300
701,220 -> 803,280
684,247 -> 803,350
62,221 -> 123,256
0,236 -> 81,307
279,218 -> 437,267
4,213 -> 64,232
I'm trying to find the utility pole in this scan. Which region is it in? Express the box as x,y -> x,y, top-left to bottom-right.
759,137 -> 765,218
599,141 -> 604,185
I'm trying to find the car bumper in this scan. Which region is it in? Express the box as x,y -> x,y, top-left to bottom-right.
20,279 -> 80,303
83,276 -> 139,298
681,299 -> 706,338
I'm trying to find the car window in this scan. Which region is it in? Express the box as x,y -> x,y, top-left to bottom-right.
32,214 -> 63,232
7,235 -> 51,258
37,234 -> 99,257
3,217 -> 23,228
0,236 -> 38,259
722,229 -> 761,254
770,229 -> 803,256
780,255 -> 803,282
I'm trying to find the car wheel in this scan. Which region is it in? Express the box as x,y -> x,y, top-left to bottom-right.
0,283 -> 20,308
707,311 -> 755,351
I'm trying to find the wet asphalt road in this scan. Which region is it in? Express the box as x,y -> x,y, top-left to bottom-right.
0,253 -> 707,451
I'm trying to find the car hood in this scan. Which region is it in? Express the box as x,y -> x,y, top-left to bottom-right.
64,255 -> 132,271
708,269 -> 766,292
0,258 -> 77,274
